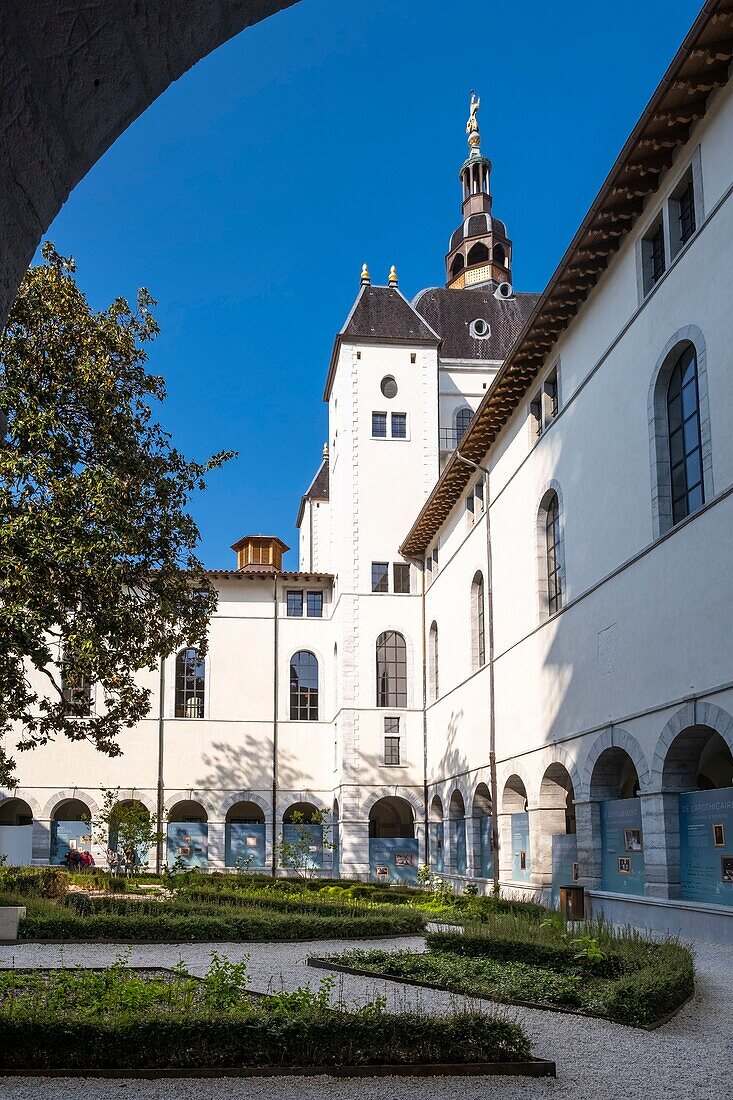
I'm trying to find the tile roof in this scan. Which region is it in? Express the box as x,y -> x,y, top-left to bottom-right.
296,456 -> 329,528
413,286 -> 540,361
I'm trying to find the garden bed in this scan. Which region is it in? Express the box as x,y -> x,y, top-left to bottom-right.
0,959 -> 542,1075
310,921 -> 695,1029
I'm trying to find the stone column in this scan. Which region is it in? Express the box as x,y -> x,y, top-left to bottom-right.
641,791 -> 680,900
31,818 -> 51,865
207,820 -> 226,870
574,800 -> 602,890
338,809 -> 370,880
497,811 -> 513,882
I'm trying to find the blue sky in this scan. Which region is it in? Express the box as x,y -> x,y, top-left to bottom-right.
41,0 -> 703,569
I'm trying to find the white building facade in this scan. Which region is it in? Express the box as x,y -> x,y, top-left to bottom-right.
2,4 -> 733,942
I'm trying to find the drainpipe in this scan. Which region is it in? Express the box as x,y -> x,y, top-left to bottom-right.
456,453 -> 500,896
271,574 -> 279,878
420,560 -> 429,869
155,655 -> 165,874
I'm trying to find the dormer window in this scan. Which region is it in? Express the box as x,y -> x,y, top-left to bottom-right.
469,318 -> 491,339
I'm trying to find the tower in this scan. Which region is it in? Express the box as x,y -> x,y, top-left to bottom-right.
445,92 -> 513,289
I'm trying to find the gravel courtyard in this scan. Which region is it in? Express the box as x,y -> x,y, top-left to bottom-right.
0,932 -> 731,1100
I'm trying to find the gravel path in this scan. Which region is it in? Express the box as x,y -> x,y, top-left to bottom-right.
1,933 -> 731,1100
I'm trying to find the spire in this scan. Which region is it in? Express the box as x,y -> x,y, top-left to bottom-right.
466,90 -> 481,157
388,264 -> 398,288
360,262 -> 371,286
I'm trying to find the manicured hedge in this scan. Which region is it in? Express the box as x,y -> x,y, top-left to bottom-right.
592,944 -> 694,1026
0,1009 -> 530,1071
426,927 -> 624,978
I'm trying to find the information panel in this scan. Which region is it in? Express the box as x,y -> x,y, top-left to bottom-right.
551,833 -> 578,906
428,822 -> 444,873
679,786 -> 733,906
511,812 -> 531,883
50,821 -> 92,865
282,823 -> 324,869
225,823 -> 266,869
600,798 -> 645,894
166,822 -> 208,868
369,837 -> 419,884
452,818 -> 467,875
478,815 -> 493,879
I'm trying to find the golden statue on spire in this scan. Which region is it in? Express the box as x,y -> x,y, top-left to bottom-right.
466,90 -> 481,151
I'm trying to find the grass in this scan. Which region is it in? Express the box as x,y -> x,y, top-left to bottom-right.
0,956 -> 532,1071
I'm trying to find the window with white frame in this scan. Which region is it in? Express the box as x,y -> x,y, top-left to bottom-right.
372,411 -> 387,438
384,717 -> 401,765
391,412 -> 407,438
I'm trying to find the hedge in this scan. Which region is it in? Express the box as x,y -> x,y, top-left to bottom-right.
426,927 -> 625,978
0,1009 -> 530,1071
592,944 -> 695,1026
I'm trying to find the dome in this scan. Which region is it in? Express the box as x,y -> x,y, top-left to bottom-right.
449,214 -> 508,253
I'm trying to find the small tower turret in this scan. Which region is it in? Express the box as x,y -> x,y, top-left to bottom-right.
445,92 -> 513,290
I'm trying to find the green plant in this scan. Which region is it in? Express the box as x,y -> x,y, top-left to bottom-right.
572,934 -> 606,967
464,882 -> 479,896
277,810 -> 334,881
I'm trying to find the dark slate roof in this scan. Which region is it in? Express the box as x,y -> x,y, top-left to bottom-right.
449,214 -> 508,250
342,285 -> 440,342
296,456 -> 329,528
413,287 -> 540,361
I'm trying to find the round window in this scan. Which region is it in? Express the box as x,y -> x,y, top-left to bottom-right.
469,318 -> 490,339
380,375 -> 398,399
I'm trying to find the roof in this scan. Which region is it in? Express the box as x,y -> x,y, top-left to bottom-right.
400,0 -> 733,557
230,534 -> 290,553
449,213 -> 508,251
296,455 -> 330,528
206,570 -> 334,582
323,284 -> 440,400
413,286 -> 540,361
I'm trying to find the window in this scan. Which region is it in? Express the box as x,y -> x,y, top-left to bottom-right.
545,493 -> 563,616
545,366 -> 559,420
391,413 -> 407,439
642,217 -> 666,294
371,562 -> 389,593
287,590 -> 303,617
469,318 -> 490,339
410,352 -> 417,364
62,671 -> 92,716
432,544 -> 439,568
393,563 -> 410,594
670,166 -> 697,257
290,650 -> 319,721
455,406 -> 472,444
667,344 -> 704,523
381,375 -> 398,398
529,394 -> 542,438
306,591 -> 323,618
384,724 -> 401,765
429,621 -> 439,701
474,479 -> 484,512
465,490 -> 475,522
376,631 -> 407,708
175,648 -> 205,718
372,412 -> 387,437
471,572 -> 486,670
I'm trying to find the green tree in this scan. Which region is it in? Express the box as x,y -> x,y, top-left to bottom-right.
278,810 -> 333,881
91,788 -> 164,870
0,244 -> 233,787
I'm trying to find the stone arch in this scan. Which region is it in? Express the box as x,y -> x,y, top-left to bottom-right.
647,326 -> 713,538
167,799 -> 208,823
42,788 -> 100,820
581,728 -> 650,800
534,761 -> 578,893
277,791 -> 328,820
0,789 -> 42,820
368,795 -> 415,839
650,702 -> 733,790
499,773 -> 531,884
218,791 -> 271,820
360,786 -> 423,823
0,2 -> 296,325
447,788 -> 467,877
109,789 -> 157,816
163,791 -> 218,819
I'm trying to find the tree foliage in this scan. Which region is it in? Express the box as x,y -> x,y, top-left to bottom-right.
0,245 -> 233,787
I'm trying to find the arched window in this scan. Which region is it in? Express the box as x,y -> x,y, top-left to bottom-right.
290,651 -> 319,721
493,243 -> 506,266
545,493 -> 562,615
467,241 -> 489,266
455,406 -> 472,444
537,490 -> 564,619
175,648 -> 205,718
451,254 -> 465,278
667,344 -> 704,524
429,622 -> 439,701
471,572 -> 486,670
376,631 -> 407,708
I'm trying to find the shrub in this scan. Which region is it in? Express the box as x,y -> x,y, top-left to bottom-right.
0,867 -> 68,899
592,943 -> 694,1026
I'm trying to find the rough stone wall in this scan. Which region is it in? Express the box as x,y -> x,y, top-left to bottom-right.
0,0 -> 297,322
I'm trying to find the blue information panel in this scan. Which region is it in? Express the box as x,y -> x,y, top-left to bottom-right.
167,822 -> 208,868
332,821 -> 340,878
225,823 -> 266,869
478,815 -> 493,879
370,838 -> 419,884
282,823 -> 323,869
551,833 -> 578,906
429,822 -> 444,873
51,821 -> 92,865
679,787 -> 733,906
600,798 -> 645,894
452,818 -> 467,875
511,812 -> 531,882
